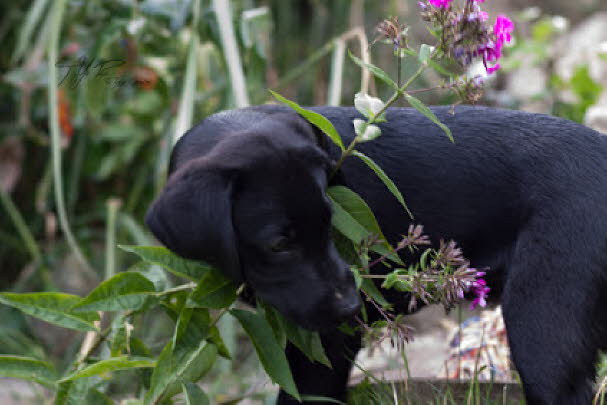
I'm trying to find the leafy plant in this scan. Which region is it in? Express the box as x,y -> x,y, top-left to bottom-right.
0,0 -> 518,403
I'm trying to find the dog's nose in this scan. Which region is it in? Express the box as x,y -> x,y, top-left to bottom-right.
333,291 -> 362,321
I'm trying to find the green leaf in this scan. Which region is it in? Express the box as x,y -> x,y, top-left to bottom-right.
328,186 -> 383,238
72,272 -> 156,312
55,379 -> 91,405
182,382 -> 210,405
231,309 -> 300,400
145,306 -> 217,404
270,91 -> 345,151
0,355 -> 57,388
348,50 -> 398,90
120,245 -> 212,281
328,186 -> 402,264
329,195 -> 369,245
284,320 -> 331,368
361,278 -> 390,308
186,270 -> 237,309
60,357 -> 155,382
351,151 -> 414,219
144,342 -> 173,405
0,293 -> 99,332
259,301 -> 287,349
85,74 -> 110,118
85,389 -> 114,405
403,94 -> 453,142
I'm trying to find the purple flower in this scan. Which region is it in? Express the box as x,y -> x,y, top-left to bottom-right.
428,0 -> 453,8
483,15 -> 514,74
469,278 -> 490,309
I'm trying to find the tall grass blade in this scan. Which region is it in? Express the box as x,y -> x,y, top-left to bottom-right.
172,0 -> 201,146
12,0 -> 50,64
328,37 -> 346,106
213,0 -> 250,108
47,0 -> 94,275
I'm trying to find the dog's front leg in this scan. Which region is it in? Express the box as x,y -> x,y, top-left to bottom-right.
277,330 -> 362,404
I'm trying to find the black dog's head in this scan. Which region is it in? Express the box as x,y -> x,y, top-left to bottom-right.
145,115 -> 360,330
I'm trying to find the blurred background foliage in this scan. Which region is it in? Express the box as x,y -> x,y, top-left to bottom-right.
0,0 -> 606,403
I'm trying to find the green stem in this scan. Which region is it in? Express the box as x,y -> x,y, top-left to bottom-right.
104,198 -> 121,280
47,0 -> 95,275
332,54 -> 434,175
0,188 -> 42,264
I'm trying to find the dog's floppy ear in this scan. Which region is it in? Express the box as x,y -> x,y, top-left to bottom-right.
145,159 -> 242,282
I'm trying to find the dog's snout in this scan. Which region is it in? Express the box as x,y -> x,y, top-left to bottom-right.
333,289 -> 361,321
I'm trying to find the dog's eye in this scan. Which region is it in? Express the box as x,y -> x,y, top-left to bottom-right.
268,236 -> 291,253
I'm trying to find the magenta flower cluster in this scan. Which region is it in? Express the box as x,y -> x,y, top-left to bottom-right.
467,271 -> 490,309
480,15 -> 514,73
428,0 -> 484,7
422,0 -> 514,75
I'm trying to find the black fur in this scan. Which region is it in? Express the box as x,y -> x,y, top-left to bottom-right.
146,105 -> 607,404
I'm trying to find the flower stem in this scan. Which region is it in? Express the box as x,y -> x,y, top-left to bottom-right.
331,55 -> 433,176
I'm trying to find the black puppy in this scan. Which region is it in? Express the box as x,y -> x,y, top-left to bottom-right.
145,104 -> 607,405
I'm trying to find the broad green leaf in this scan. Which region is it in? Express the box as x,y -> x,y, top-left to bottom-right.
328,186 -> 384,238
270,91 -> 345,151
164,343 -> 217,400
329,195 -> 368,245
144,342 -> 173,405
231,309 -> 300,400
329,187 -> 402,264
284,320 -> 331,368
348,51 -> 398,90
0,355 -> 57,388
60,357 -> 155,382
186,270 -> 237,309
361,279 -> 390,308
145,307 -> 216,404
120,245 -> 212,281
182,382 -> 210,405
55,379 -> 91,405
173,308 -> 210,351
352,151 -> 414,219
72,272 -> 156,312
403,94 -> 454,142
85,389 -> 114,405
0,293 -> 99,332
260,302 -> 287,349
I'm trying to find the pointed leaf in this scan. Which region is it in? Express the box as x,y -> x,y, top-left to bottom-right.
85,389 -> 114,405
270,91 -> 345,151
60,357 -> 155,382
0,355 -> 57,388
348,51 -> 398,90
55,379 -> 91,405
0,293 -> 99,332
182,382 -> 210,405
73,272 -> 156,312
231,309 -> 299,400
120,245 -> 212,281
186,270 -> 237,309
329,187 -> 402,264
352,151 -> 414,219
284,320 -> 331,368
403,94 -> 453,142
